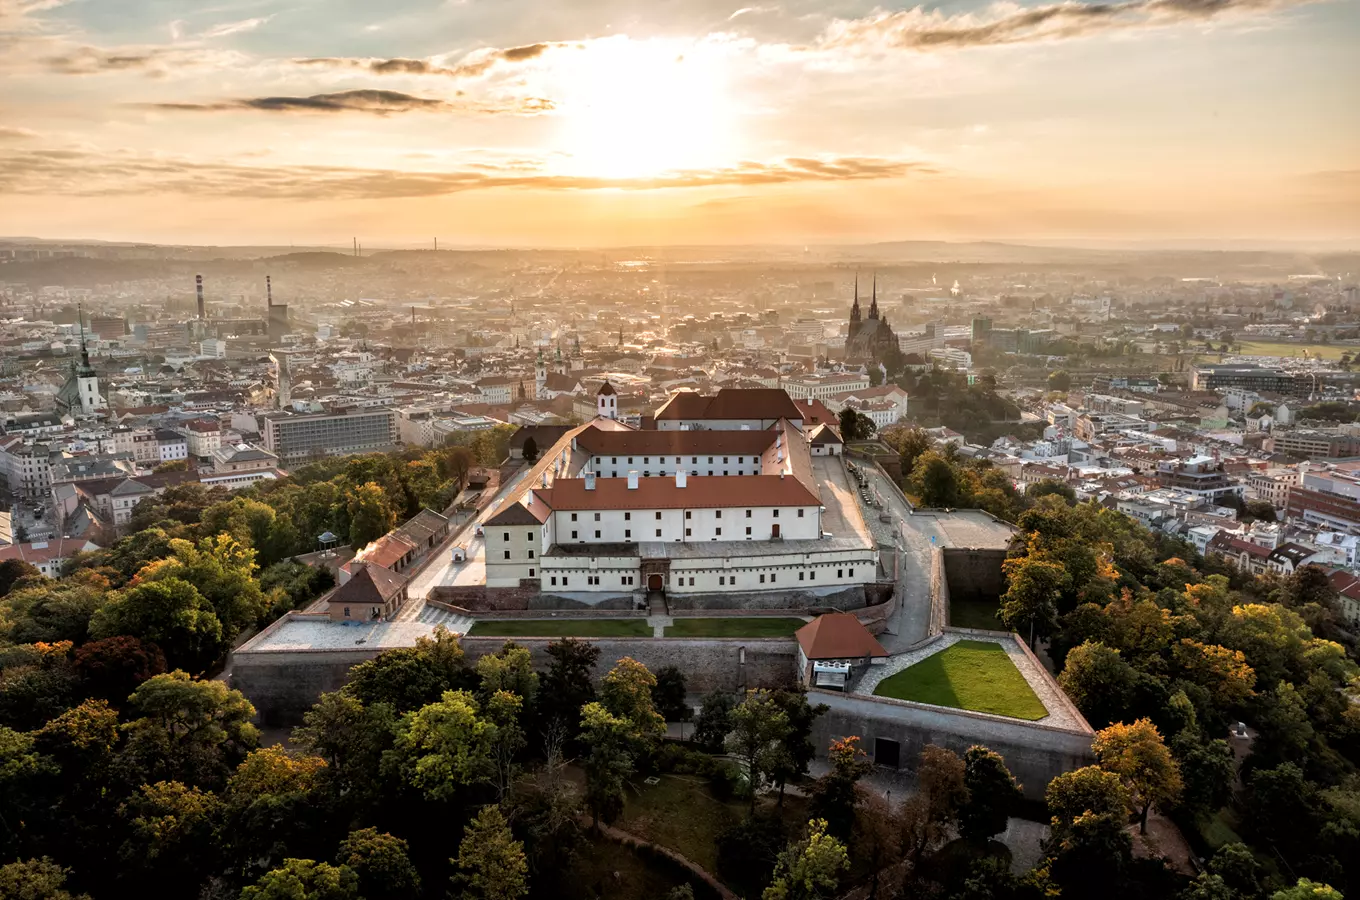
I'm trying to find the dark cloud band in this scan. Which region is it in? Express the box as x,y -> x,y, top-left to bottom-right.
136,89 -> 553,116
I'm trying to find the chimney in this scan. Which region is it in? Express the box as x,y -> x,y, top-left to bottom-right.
584,471 -> 596,491
195,274 -> 204,320
627,470 -> 639,490
266,275 -> 273,308
676,470 -> 687,488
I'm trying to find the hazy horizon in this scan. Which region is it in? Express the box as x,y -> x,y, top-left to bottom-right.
2,0 -> 1357,246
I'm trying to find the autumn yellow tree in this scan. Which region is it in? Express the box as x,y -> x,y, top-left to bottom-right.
1092,718 -> 1182,834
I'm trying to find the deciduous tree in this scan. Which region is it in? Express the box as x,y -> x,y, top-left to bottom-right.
385,689 -> 495,802
762,818 -> 849,900
958,746 -> 1023,844
1093,718 -> 1182,834
335,828 -> 421,900
453,805 -> 528,900
240,859 -> 359,900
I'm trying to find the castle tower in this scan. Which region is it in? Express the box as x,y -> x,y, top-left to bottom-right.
597,380 -> 618,420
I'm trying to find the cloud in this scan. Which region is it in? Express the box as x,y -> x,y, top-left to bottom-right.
137,89 -> 554,116
0,126 -> 38,140
201,16 -> 272,39
295,41 -> 574,78
36,44 -> 253,75
0,0 -> 69,31
818,0 -> 1321,51
0,149 -> 931,200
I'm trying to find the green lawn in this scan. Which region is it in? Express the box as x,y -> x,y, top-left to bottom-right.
664,617 -> 806,638
948,597 -> 1004,631
873,639 -> 1048,720
466,619 -> 651,637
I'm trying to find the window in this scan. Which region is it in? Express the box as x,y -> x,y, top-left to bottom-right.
503,550 -> 511,560
625,529 -> 631,538
799,571 -> 805,581
611,457 -> 617,464
708,456 -> 713,463
719,576 -> 725,585
563,577 -> 568,586
624,512 -> 631,521
746,509 -> 752,518
656,511 -> 662,520
715,528 -> 722,536
343,606 -> 350,617
551,577 -> 557,586
656,529 -> 662,537
798,509 -> 805,518
809,570 -> 815,580
644,457 -> 649,463
571,530 -> 578,539
594,512 -> 601,521
723,471 -> 728,476
723,457 -> 729,463
745,527 -> 752,536
760,574 -> 766,583
773,510 -> 779,518
528,568 -> 535,577
570,513 -> 577,522
837,569 -> 844,578
771,573 -> 776,583
594,530 -> 601,539
689,577 -> 695,586
528,550 -> 535,559
527,532 -> 534,541
849,568 -> 855,577
628,457 -> 634,463
503,532 -> 510,540
676,457 -> 681,463
685,528 -> 692,536
715,510 -> 722,519
692,457 -> 697,463
685,511 -> 692,519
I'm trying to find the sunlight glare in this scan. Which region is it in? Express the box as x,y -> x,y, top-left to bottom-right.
554,38 -> 737,181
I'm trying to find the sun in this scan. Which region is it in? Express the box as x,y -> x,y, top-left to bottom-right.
553,38 -> 737,181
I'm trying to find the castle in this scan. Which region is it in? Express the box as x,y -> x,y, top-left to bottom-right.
843,274 -> 899,365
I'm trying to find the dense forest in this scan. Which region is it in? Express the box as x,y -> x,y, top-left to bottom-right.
1,436 -> 1356,899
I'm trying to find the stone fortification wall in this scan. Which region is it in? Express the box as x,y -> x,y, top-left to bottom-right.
233,637 -> 799,726
809,689 -> 1094,800
669,585 -> 867,611
942,548 -> 1009,603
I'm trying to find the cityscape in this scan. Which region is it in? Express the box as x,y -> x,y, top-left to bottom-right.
1,0 -> 1357,898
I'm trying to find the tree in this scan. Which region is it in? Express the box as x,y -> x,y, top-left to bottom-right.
72,636 -> 167,704
0,858 -> 89,900
762,818 -> 849,900
0,559 -> 41,598
485,690 -> 526,800
910,451 -> 965,508
809,737 -> 872,840
540,638 -> 599,741
335,828 -> 420,900
693,690 -> 735,753
117,671 -> 258,789
343,627 -> 469,712
578,701 -> 634,825
1093,718 -> 1182,834
726,690 -> 789,814
346,481 -> 395,550
651,666 -> 690,724
521,436 -> 539,462
958,746 -> 1023,844
385,689 -> 495,801
1048,370 -> 1071,391
851,792 -> 901,900
292,690 -> 396,806
1000,555 -> 1069,647
1270,880 -> 1343,900
453,805 -> 528,900
240,859 -> 360,900
1045,766 -> 1129,835
600,657 -> 665,747
1026,479 -> 1076,505
476,642 -> 539,704
88,577 -> 224,673
899,745 -> 967,865
892,427 -> 933,481
838,407 -> 862,442
766,688 -> 827,804
1057,641 -> 1138,729
117,780 -> 222,898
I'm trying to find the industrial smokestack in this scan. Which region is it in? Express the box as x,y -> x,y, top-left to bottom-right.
266,275 -> 272,308
195,274 -> 204,320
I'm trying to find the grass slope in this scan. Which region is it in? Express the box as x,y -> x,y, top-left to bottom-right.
873,639 -> 1047,720
665,617 -> 806,638
466,619 -> 651,637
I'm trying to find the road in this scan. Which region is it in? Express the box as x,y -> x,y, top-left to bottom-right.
857,461 -> 942,653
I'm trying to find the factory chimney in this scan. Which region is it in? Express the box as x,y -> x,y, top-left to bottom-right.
266,275 -> 272,308
195,274 -> 204,320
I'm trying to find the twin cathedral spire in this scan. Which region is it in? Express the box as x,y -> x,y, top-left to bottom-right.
849,271 -> 880,325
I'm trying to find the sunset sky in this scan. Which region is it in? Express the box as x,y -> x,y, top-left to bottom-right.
0,0 -> 1356,246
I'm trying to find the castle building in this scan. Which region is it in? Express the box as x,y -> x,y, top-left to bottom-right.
843,274 -> 899,364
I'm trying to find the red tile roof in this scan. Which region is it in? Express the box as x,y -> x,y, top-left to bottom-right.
575,428 -> 777,457
796,613 -> 887,660
655,388 -> 801,422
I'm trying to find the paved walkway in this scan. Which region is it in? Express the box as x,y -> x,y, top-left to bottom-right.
646,614 -> 673,637
854,461 -> 937,652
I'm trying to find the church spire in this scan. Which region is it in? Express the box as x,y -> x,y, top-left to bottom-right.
77,303 -> 92,371
850,272 -> 861,325
869,272 -> 879,320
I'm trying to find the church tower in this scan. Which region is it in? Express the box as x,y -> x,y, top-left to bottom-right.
596,380 -> 618,420
849,272 -> 861,325
869,273 -> 879,320
535,349 -> 547,393
58,305 -> 103,417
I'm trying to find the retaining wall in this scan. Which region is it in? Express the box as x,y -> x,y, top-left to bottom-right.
809,689 -> 1094,800
232,636 -> 800,726
668,585 -> 867,611
942,548 -> 1009,603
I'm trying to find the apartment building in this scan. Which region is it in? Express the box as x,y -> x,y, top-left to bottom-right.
262,408 -> 399,465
